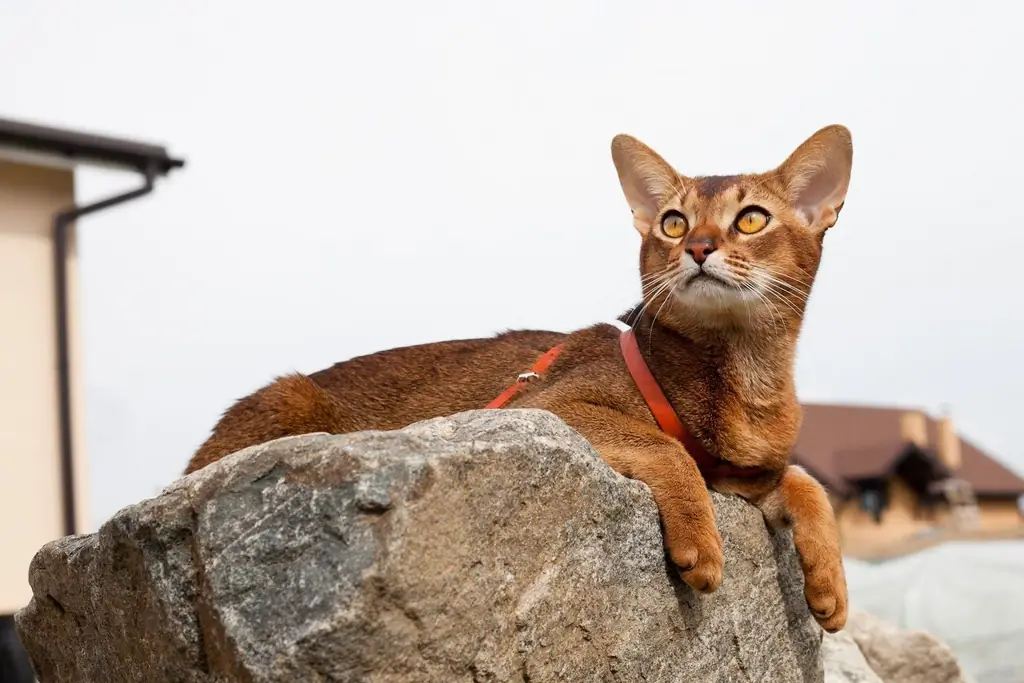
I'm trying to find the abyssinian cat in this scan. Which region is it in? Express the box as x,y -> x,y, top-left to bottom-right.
187,125 -> 852,632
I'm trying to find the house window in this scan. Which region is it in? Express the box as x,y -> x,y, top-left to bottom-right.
859,487 -> 885,523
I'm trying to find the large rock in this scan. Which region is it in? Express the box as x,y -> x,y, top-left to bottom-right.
820,611 -> 972,683
17,409 -> 827,682
822,626 -> 884,683
841,611 -> 969,683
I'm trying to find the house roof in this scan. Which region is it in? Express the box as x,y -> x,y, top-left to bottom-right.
0,117 -> 184,176
831,442 -> 946,482
957,438 -> 1024,496
792,403 -> 903,495
793,402 -> 1024,499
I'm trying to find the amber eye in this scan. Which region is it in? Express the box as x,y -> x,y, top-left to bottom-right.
661,211 -> 688,238
734,207 -> 770,235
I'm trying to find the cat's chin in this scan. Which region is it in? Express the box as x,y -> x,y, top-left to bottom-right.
673,277 -> 756,314
680,274 -> 738,297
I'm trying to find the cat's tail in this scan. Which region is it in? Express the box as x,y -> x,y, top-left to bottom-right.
185,373 -> 349,474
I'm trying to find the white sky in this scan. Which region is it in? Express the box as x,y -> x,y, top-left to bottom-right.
2,0 -> 1021,528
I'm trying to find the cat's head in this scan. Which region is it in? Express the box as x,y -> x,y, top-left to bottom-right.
611,125 -> 852,332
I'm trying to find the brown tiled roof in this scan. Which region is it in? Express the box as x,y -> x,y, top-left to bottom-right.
792,402 -> 1024,498
957,438 -> 1024,497
792,403 -> 905,495
832,442 -> 921,481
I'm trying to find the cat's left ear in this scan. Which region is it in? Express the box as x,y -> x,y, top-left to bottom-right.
778,125 -> 853,231
611,134 -> 681,235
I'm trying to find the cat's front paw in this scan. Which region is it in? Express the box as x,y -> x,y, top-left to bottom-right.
661,502 -> 724,593
802,549 -> 848,632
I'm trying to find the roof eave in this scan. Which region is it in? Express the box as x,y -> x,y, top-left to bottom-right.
973,489 -> 1024,500
0,117 -> 185,177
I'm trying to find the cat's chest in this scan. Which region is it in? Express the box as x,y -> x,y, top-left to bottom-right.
682,368 -> 796,465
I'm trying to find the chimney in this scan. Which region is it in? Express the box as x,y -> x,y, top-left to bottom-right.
899,410 -> 929,448
936,411 -> 962,471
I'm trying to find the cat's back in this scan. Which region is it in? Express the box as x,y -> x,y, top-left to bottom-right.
309,329 -> 569,426
186,329 -> 567,472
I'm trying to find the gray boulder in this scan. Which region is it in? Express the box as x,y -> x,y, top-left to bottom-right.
840,611 -> 969,683
822,626 -> 884,683
17,409 -> 826,682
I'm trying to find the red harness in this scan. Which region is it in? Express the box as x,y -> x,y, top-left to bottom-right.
485,328 -> 766,480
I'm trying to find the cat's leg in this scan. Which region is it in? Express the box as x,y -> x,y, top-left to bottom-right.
756,465 -> 848,632
557,403 -> 724,593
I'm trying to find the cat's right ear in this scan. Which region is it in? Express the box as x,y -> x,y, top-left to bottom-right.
777,125 -> 853,232
611,135 -> 680,235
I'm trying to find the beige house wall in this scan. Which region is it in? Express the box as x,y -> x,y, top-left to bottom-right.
836,478 -> 933,550
976,499 -> 1023,531
0,160 -> 90,614
835,477 -> 1023,558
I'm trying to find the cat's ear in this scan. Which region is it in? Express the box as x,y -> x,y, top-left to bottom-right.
611,134 -> 681,235
777,125 -> 853,231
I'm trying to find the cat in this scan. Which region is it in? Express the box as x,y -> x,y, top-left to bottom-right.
186,125 -> 852,632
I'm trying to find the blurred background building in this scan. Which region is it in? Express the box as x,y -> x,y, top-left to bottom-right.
795,403 -> 1024,559
0,117 -> 183,681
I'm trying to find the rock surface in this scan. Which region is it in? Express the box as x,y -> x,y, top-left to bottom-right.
17,409 -> 826,682
822,626 -> 884,683
842,611 -> 969,683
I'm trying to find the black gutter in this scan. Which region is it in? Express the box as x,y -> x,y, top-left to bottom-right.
0,117 -> 183,176
0,116 -> 184,537
53,167 -> 161,535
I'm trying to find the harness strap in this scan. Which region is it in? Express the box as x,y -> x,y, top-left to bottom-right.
619,329 -> 765,479
484,343 -> 565,409
618,329 -> 688,442
485,327 -> 767,480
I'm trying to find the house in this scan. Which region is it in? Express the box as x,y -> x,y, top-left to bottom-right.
0,116 -> 184,677
794,403 -> 1024,560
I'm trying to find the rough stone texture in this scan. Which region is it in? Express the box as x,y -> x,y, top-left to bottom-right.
822,626 -> 884,683
843,611 -> 968,683
16,409 -> 829,682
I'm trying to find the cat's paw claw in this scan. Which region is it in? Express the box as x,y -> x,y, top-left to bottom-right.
804,560 -> 848,632
666,524 -> 724,594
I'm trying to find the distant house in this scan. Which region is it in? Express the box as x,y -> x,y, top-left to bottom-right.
794,403 -> 1024,560
0,116 -> 184,676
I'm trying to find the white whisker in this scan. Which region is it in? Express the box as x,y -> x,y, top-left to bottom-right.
760,275 -> 809,301
757,279 -> 806,318
629,265 -> 682,330
757,264 -> 814,290
740,280 -> 782,335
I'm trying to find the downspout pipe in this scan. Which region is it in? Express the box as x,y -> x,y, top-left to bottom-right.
53,164 -> 157,536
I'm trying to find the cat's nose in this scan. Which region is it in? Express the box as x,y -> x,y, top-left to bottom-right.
685,239 -> 717,265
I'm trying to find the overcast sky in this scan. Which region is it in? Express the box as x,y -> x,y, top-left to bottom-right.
2,0 -> 1021,528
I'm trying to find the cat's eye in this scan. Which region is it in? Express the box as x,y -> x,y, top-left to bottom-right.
734,207 -> 770,235
661,211 -> 688,238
